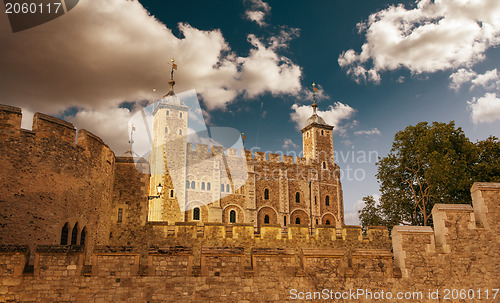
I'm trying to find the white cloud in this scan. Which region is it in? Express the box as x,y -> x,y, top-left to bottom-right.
339,0 -> 500,83
450,68 -> 500,90
290,102 -> 356,132
467,92 -> 500,123
244,0 -> 271,27
0,0 -> 301,114
67,107 -> 132,155
282,138 -> 298,150
354,128 -> 381,136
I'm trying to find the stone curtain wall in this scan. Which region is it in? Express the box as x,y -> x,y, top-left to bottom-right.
0,105 -> 115,263
1,182 -> 499,302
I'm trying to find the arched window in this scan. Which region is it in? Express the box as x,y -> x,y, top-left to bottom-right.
207,182 -> 211,191
226,184 -> 230,192
80,227 -> 86,246
325,220 -> 330,225
325,196 -> 330,206
71,222 -> 79,245
295,192 -> 300,203
264,188 -> 269,200
283,216 -> 287,226
321,130 -> 324,135
165,127 -> 168,134
179,112 -> 183,118
295,217 -> 301,224
193,207 -> 200,220
60,222 -> 69,245
201,182 -> 205,190
179,129 -> 183,135
229,210 -> 236,223
221,184 -> 224,192
191,181 -> 195,189
186,180 -> 190,189
322,162 -> 326,169
264,215 -> 270,224
315,219 -> 319,225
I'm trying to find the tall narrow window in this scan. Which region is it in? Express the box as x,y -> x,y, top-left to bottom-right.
80,227 -> 86,246
165,127 -> 168,134
170,189 -> 174,198
321,130 -> 324,135
221,184 -> 225,192
166,110 -> 170,116
179,129 -> 182,135
186,180 -> 190,189
325,196 -> 330,206
322,162 -> 326,169
117,208 -> 123,223
179,112 -> 183,118
315,219 -> 319,225
315,196 -> 317,205
226,184 -> 230,192
191,181 -> 195,189
264,215 -> 270,224
295,217 -> 301,224
295,192 -> 300,203
229,210 -> 236,223
201,182 -> 205,190
284,216 -> 287,226
193,207 -> 200,220
60,222 -> 69,245
207,182 -> 211,191
264,188 -> 269,200
71,222 -> 79,245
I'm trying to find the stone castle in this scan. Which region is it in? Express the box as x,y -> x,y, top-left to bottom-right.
0,83 -> 499,301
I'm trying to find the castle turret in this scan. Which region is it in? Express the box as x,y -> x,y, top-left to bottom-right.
301,85 -> 334,166
149,59 -> 189,222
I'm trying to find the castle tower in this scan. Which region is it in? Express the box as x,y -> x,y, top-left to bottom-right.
301,84 -> 334,165
148,59 -> 188,222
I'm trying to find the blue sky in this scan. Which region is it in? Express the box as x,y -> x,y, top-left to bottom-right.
1,0 -> 499,223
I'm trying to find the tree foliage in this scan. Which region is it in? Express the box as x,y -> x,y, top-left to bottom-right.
360,121 -> 500,230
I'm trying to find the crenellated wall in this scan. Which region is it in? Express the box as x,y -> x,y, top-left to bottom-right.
0,105 -> 116,262
0,182 -> 498,302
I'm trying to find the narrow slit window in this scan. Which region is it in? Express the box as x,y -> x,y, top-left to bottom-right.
117,209 -> 123,223
264,215 -> 270,224
71,223 -> 78,245
60,222 -> 69,245
193,207 -> 200,220
229,210 -> 236,223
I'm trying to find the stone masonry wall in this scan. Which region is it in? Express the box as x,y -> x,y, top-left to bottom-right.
1,182 -> 499,302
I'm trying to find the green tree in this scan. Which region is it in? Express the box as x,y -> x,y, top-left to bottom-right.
358,195 -> 382,232
474,136 -> 500,182
375,121 -> 477,227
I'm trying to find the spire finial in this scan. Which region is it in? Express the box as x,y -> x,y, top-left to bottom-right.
312,83 -> 318,114
164,58 -> 177,98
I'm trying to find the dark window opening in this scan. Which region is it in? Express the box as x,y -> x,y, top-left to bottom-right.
60,222 -> 69,245
264,215 -> 270,224
179,112 -> 183,118
323,162 -> 326,169
283,216 -> 287,226
326,196 -> 330,206
117,208 -> 123,223
191,181 -> 195,189
295,217 -> 301,224
315,196 -> 317,205
226,184 -> 230,192
80,227 -> 86,246
221,184 -> 225,192
295,192 -> 300,203
264,188 -> 269,200
170,189 -> 174,198
71,223 -> 78,245
325,220 -> 331,225
315,219 -> 319,225
230,210 -> 236,223
186,180 -> 190,189
207,182 -> 211,190
193,207 -> 200,220
201,182 -> 205,190
165,127 -> 168,134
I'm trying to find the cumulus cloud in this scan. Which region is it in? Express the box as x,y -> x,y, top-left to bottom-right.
339,0 -> 500,83
244,0 -> 271,27
0,0 -> 301,112
344,194 -> 380,225
467,93 -> 500,123
67,107 -> 132,154
282,138 -> 298,150
0,0 -> 302,153
290,102 -> 356,132
354,128 -> 381,136
450,68 -> 500,90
